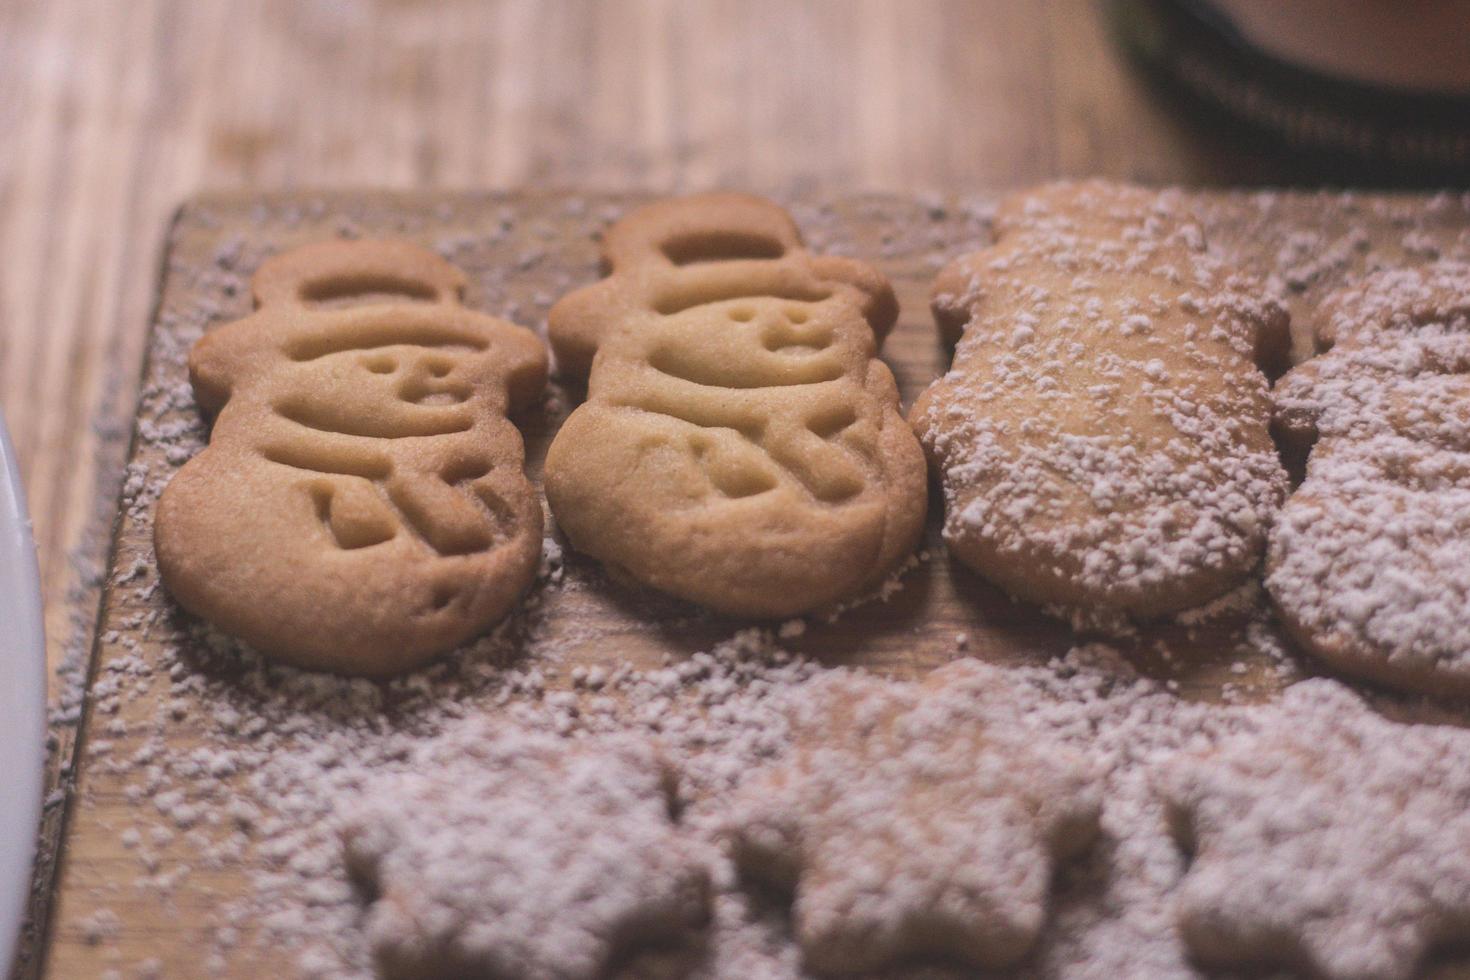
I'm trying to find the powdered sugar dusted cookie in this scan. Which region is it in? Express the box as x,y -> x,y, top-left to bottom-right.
727,659 -> 1101,974
544,192 -> 927,617
913,181 -> 1289,627
1159,679 -> 1470,980
1268,262 -> 1470,696
1308,259 -> 1470,354
341,723 -> 711,980
154,240 -> 547,677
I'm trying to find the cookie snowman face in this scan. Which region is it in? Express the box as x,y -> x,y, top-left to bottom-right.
543,193 -> 927,617
154,239 -> 548,676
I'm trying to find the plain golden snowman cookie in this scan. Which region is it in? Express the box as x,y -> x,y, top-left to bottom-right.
154,239 -> 548,676
544,193 -> 927,617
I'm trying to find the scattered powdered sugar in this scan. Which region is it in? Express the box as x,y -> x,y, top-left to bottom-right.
80,584 -> 1358,980
77,546 -> 1470,980
78,908 -> 121,946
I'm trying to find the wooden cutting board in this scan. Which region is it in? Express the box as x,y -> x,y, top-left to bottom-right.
39,188 -> 1470,978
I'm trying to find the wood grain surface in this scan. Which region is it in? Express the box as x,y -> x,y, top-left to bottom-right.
37,187 -> 1470,979
0,2 -> 1397,979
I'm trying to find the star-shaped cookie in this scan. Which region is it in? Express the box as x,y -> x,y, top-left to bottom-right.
1159,679 -> 1470,980
341,723 -> 711,980
726,659 -> 1101,974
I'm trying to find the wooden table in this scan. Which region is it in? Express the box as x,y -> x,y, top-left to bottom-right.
0,3 -> 1304,977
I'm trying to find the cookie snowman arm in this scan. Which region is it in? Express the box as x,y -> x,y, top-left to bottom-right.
1269,358 -> 1328,474
546,277 -> 623,382
809,254 -> 899,343
928,253 -> 986,348
727,765 -> 808,891
483,319 -> 549,414
188,314 -> 271,416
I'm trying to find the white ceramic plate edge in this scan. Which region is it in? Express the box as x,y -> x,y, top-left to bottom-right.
0,414 -> 44,976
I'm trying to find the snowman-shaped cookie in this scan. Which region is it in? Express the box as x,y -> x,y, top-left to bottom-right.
155,239 -> 547,676
544,193 -> 926,616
